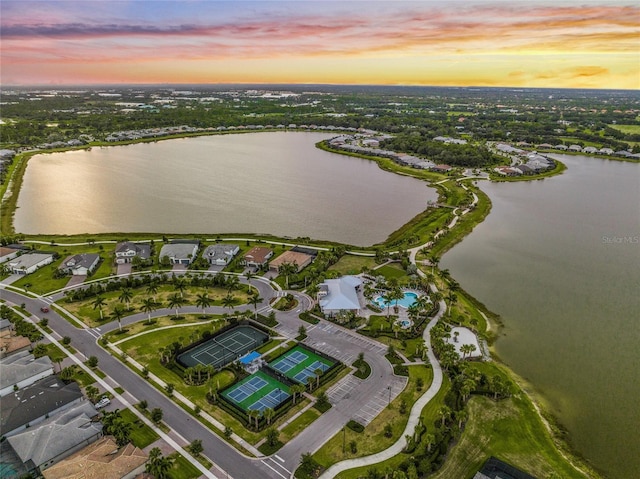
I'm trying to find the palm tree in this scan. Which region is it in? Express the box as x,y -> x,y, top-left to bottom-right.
111,305 -> 125,332
247,292 -> 262,319
118,288 -> 133,309
381,291 -> 394,317
244,271 -> 255,286
456,409 -> 468,428
424,433 -> 435,453
92,296 -> 106,320
221,293 -> 236,315
167,293 -> 185,318
140,298 -> 158,324
248,409 -> 260,429
438,405 -> 451,427
278,262 -> 297,289
314,368 -> 323,389
263,407 -> 275,426
146,281 -> 159,301
145,447 -> 174,479
225,275 -> 240,292
195,293 -> 212,316
173,278 -> 187,298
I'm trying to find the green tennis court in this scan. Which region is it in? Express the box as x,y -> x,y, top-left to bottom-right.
177,325 -> 268,369
221,371 -> 291,413
269,345 -> 335,385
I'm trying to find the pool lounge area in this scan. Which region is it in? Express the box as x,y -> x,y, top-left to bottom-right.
371,291 -> 419,309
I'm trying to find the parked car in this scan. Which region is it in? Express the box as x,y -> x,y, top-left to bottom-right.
40,306 -> 49,313
95,396 -> 110,409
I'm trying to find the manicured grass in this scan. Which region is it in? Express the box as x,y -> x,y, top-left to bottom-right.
104,314 -> 217,342
120,408 -> 160,448
328,255 -> 377,275
314,366 -> 436,468
373,263 -> 407,280
280,409 -> 321,443
167,452 -> 202,479
41,342 -> 67,362
352,359 -> 371,379
61,283 -> 251,327
608,124 -> 640,135
113,320 -> 302,445
429,394 -> 590,479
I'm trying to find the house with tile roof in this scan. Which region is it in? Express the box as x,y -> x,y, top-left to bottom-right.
59,254 -> 101,276
7,252 -> 55,275
202,243 -> 240,266
243,246 -> 274,269
42,435 -> 148,479
114,242 -> 151,264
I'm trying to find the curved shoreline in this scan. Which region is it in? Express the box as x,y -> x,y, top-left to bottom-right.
1,131 -> 600,477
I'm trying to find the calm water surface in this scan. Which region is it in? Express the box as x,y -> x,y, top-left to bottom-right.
442,154 -> 640,478
17,132 -> 436,245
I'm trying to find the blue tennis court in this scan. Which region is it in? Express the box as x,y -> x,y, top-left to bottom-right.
271,351 -> 308,373
248,388 -> 290,413
293,360 -> 331,384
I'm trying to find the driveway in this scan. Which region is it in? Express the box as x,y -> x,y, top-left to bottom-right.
65,274 -> 87,288
0,274 -> 23,285
116,263 -> 132,275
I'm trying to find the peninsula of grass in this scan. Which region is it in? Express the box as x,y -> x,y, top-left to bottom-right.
279,409 -> 322,443
352,358 -> 371,380
313,366 -> 436,469
490,158 -> 567,182
167,452 -> 202,479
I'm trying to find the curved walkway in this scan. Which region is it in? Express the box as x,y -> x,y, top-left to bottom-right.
320,294 -> 445,478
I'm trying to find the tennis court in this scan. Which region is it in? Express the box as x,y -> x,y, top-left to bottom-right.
222,371 -> 290,413
177,325 -> 268,369
269,345 -> 335,385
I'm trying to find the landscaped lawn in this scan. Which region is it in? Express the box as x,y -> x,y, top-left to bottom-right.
373,263 -> 407,280
60,283 -> 251,326
328,255 -> 377,275
314,365 -> 436,468
607,124 -> 640,135
167,452 -> 202,479
280,409 -> 321,443
120,408 -> 160,449
111,320 -> 315,446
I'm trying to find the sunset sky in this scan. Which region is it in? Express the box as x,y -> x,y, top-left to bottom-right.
1,0 -> 638,89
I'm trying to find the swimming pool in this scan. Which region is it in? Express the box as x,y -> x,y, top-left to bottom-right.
372,291 -> 418,309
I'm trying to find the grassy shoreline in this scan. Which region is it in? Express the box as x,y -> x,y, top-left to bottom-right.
1,132 -> 599,476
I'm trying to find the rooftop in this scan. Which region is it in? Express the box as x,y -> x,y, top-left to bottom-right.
7,402 -> 101,469
1,376 -> 83,436
0,351 -> 53,391
42,435 -> 147,479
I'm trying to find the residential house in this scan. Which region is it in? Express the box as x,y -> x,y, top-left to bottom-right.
0,321 -> 31,358
554,144 -> 568,150
599,147 -> 614,155
159,242 -> 199,265
7,253 -> 55,275
583,146 -> 598,154
42,436 -> 148,479
59,254 -> 100,276
568,144 -> 582,152
0,246 -> 20,264
1,376 -> 83,437
243,247 -> 274,269
6,402 -> 102,476
202,243 -> 240,266
269,250 -> 314,273
0,351 -> 54,397
317,276 -> 362,317
114,242 -> 151,264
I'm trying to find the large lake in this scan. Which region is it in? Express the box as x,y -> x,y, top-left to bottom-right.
16,132 -> 436,245
442,154 -> 640,479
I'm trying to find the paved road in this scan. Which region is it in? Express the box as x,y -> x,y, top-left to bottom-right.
0,287 -> 279,479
